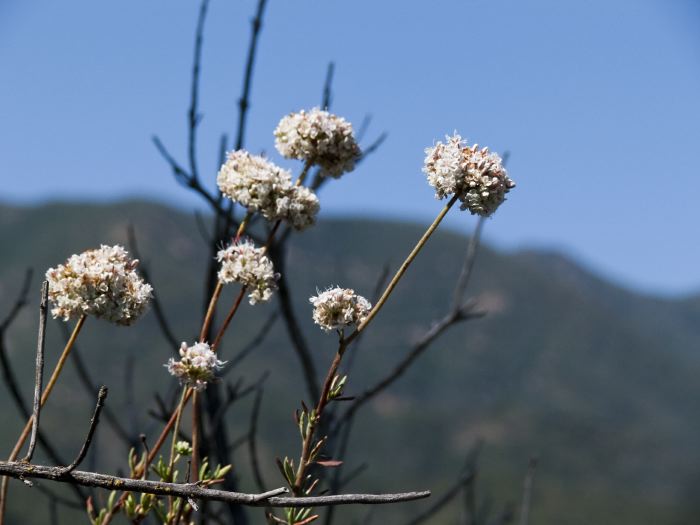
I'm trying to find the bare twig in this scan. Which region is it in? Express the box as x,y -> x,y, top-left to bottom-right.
248,388 -> 267,494
152,136 -> 235,224
0,275 -> 87,516
66,331 -> 135,447
308,132 -> 388,195
195,5 -> 270,520
209,373 -> 269,436
195,210 -> 213,245
407,477 -> 472,525
335,303 -> 483,437
321,62 -> 334,110
489,506 -> 516,525
271,247 -> 320,401
127,225 -> 179,351
59,386 -> 108,475
224,312 -> 278,371
234,0 -> 269,150
0,269 -> 32,333
451,217 -> 484,313
405,443 -> 480,525
338,463 -> 368,489
518,457 -> 538,525
219,133 -> 229,167
0,461 -> 430,508
355,115 -> 372,143
23,281 -> 49,463
187,0 -> 210,183
253,487 -> 288,502
34,484 -> 83,510
333,217 -> 487,435
124,354 -> 138,442
359,132 -> 388,160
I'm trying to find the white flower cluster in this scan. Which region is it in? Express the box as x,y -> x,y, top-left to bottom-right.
217,150 -> 320,230
217,150 -> 292,218
423,134 -> 515,217
274,108 -> 361,178
273,185 -> 320,231
174,441 -> 193,457
45,245 -> 153,325
167,342 -> 225,391
217,240 -> 279,304
309,286 -> 372,332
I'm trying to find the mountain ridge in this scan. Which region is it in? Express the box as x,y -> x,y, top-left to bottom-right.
0,200 -> 698,524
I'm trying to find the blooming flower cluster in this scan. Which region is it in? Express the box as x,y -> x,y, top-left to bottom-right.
166,342 -> 225,391
45,245 -> 153,325
274,108 -> 361,178
217,150 -> 292,219
309,286 -> 372,332
273,185 -> 320,231
217,240 -> 279,304
217,150 -> 320,230
423,133 -> 515,217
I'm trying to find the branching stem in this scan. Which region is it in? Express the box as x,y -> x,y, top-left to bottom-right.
0,314 -> 87,525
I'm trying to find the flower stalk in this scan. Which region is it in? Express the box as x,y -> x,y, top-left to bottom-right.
292,339 -> 347,495
346,193 -> 459,345
286,193 -> 460,519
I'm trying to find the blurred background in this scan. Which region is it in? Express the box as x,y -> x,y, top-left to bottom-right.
1,1 -> 699,524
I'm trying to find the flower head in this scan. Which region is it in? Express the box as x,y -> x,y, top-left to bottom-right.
423,133 -> 515,216
274,108 -> 361,178
174,441 -> 193,457
274,185 -> 320,231
217,240 -> 279,304
45,245 -> 152,325
309,286 -> 372,332
217,150 -> 293,220
166,342 -> 225,391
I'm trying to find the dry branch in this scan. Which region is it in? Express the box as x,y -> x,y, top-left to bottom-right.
0,462 -> 429,509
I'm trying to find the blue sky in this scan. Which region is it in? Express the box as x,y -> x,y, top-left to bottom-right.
1,0 -> 699,295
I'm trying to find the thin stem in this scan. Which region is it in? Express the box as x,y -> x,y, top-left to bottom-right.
296,160 -> 313,187
199,282 -> 223,343
166,388 -> 189,523
235,212 -> 253,241
23,281 -> 49,463
451,216 -> 484,313
293,340 -> 347,494
290,195 -> 460,511
346,194 -> 459,345
187,0 -> 210,184
59,386 -> 109,475
198,211 -> 252,345
169,388 -> 189,479
265,220 -> 283,250
191,390 -> 200,483
234,0 -> 268,151
211,286 -> 247,351
101,388 -> 193,522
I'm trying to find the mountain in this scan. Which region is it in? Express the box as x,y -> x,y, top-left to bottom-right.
0,200 -> 698,524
